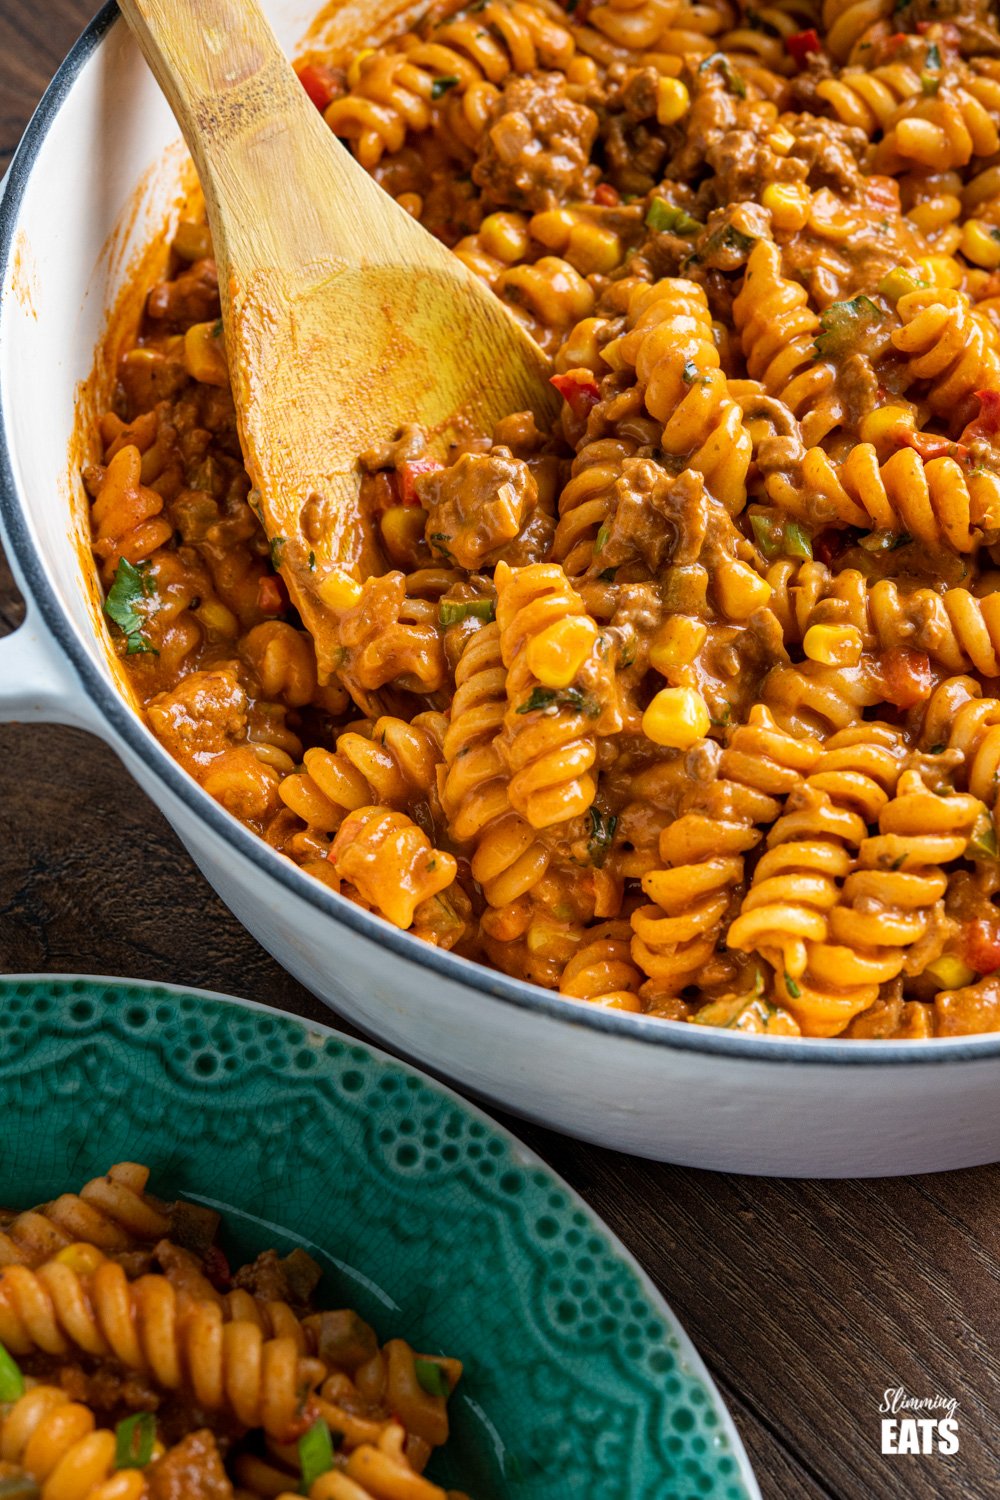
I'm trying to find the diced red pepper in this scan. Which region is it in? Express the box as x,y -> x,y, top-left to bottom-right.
900,428 -> 968,464
550,369 -> 600,421
812,528 -> 845,566
864,175 -> 901,215
593,183 -> 621,207
885,31 -> 909,51
960,389 -> 1000,447
257,574 -> 289,615
961,919 -> 1000,978
877,646 -> 932,708
295,61 -> 342,113
202,1245 -> 232,1290
395,457 -> 443,505
785,28 -> 822,68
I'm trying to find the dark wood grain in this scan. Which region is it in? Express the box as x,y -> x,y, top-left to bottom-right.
1,7 -> 998,1497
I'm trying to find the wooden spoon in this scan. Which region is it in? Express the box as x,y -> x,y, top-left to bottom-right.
117,0 -> 558,685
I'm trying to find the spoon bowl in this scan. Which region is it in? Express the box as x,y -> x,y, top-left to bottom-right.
118,0 -> 558,680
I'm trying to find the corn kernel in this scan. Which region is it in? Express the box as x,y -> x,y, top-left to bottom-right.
347,47 -> 375,87
54,1243 -> 105,1275
716,560 -> 773,621
767,124 -> 796,156
803,623 -> 864,667
554,316 -> 607,376
809,188 -> 854,241
649,616 -> 707,673
396,192 -> 423,220
318,566 -> 363,612
907,195 -> 962,234
183,321 -> 228,386
656,77 -> 690,126
479,212 -> 530,263
858,404 -> 914,456
926,955 -> 977,990
526,615 -> 598,688
566,223 -> 622,276
642,686 -> 711,749
961,218 -> 1000,270
762,182 -> 811,233
529,209 -> 576,250
194,599 -> 240,638
173,221 -> 213,263
916,253 -> 963,288
380,504 -> 426,564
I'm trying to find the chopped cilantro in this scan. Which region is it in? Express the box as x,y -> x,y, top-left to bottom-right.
594,521 -> 610,553
925,40 -> 942,68
967,813 -> 999,861
587,806 -> 618,867
269,534 -> 286,567
104,558 -> 158,657
682,359 -> 700,384
308,550 -> 316,570
814,295 -> 882,359
859,529 -> 911,552
431,75 -> 460,99
699,51 -> 747,97
784,973 -> 802,999
517,685 -> 601,717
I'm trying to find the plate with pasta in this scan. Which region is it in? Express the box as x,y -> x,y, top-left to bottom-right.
0,974 -> 758,1499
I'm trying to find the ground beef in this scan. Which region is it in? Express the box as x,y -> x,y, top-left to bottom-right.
704,129 -> 808,210
784,116 -> 868,195
147,259 -> 220,328
147,1430 -> 234,1500
417,447 -> 539,569
231,1247 -> 321,1306
472,74 -> 599,212
146,667 -> 248,766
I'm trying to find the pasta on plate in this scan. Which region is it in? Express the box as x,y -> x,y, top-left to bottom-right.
0,1163 -> 468,1499
86,0 -> 1000,1038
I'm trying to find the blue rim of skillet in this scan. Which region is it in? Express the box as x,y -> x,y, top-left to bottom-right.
3,4 -> 1000,1067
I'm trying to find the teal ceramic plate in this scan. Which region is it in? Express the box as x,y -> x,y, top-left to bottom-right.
0,976 -> 759,1500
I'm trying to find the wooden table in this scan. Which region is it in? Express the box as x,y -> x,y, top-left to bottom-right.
2,6 -> 999,1496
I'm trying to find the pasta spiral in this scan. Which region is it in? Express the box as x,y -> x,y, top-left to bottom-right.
495,561 -> 614,829
279,714 -> 446,838
440,622 -> 550,908
0,1164 -> 171,1269
771,771 -> 985,1033
732,241 -> 842,448
892,289 -> 1000,430
328,807 -> 459,931
324,0 -> 577,167
603,278 -> 751,511
0,1385 -> 148,1500
816,63 -> 922,136
631,708 -> 822,996
0,1259 -> 326,1440
766,443 -> 1000,552
727,724 -> 909,1032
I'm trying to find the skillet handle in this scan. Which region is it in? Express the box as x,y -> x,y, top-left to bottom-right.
0,610 -> 103,731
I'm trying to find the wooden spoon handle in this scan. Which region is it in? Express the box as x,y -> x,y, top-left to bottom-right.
117,0 -> 341,264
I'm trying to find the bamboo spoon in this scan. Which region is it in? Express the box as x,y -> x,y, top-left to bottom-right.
117,0 -> 558,686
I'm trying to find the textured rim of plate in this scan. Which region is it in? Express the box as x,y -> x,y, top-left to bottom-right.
3,6 -> 999,1066
0,972 -> 761,1500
